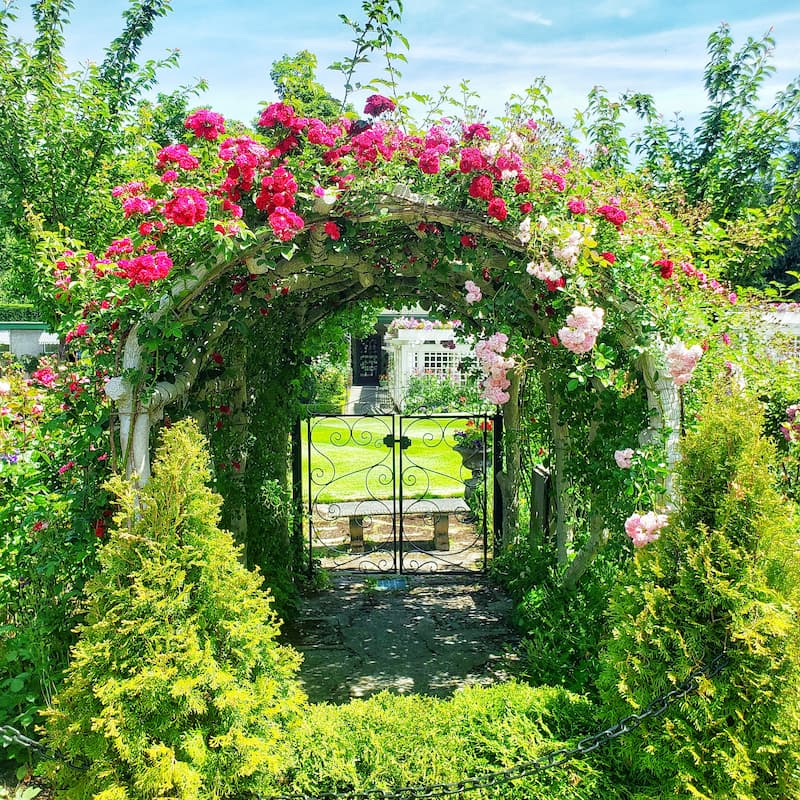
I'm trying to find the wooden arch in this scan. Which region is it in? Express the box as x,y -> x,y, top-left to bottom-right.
104,191 -> 681,583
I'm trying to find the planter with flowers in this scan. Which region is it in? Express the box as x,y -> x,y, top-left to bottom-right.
453,418 -> 492,478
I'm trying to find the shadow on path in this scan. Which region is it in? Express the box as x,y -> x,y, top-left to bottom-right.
283,573 -> 523,704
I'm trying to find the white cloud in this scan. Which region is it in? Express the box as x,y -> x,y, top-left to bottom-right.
507,10 -> 553,26
589,0 -> 651,20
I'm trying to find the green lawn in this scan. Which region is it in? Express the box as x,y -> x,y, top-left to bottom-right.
302,416 -> 479,503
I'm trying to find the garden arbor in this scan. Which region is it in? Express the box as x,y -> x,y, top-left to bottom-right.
51,101 -> 733,588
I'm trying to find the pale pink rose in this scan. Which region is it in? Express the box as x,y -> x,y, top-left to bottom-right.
614,448 -> 634,469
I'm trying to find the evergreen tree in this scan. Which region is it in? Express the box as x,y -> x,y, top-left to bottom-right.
44,420 -> 306,800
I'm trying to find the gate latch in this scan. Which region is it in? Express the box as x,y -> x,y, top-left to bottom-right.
383,434 -> 411,450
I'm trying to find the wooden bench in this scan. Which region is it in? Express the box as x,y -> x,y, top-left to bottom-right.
319,498 -> 470,552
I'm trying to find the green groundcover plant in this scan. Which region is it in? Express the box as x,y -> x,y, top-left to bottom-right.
282,684 -> 615,800
42,420 -> 306,800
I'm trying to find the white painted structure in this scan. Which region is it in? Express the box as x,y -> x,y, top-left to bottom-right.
384,326 -> 472,410
759,306 -> 800,361
0,323 -> 58,357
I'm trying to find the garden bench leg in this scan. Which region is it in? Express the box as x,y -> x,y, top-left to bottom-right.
349,515 -> 365,553
433,513 -> 450,551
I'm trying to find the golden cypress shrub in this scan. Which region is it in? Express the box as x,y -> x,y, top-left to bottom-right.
43,419 -> 306,799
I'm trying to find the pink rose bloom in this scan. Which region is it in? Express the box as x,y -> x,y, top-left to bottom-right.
115,251 -> 173,286
184,108 -> 226,141
625,511 -> 668,547
418,150 -> 441,174
463,122 -> 492,142
558,306 -> 604,354
487,197 -> 508,221
268,207 -> 304,241
257,102 -> 296,128
475,333 -> 514,406
363,94 -> 396,117
542,170 -> 566,191
32,368 -> 57,388
568,198 -> 587,214
469,175 -> 494,201
164,187 -> 208,227
465,280 -> 482,304
596,204 -> 627,229
665,341 -> 703,387
483,384 -> 510,404
614,448 -> 634,469
156,142 -> 199,171
459,147 -> 487,173
121,196 -> 155,217
65,322 -> 89,344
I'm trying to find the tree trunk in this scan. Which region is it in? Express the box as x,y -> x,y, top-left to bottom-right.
560,509 -> 608,591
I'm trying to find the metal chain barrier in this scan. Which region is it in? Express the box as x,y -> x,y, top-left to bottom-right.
0,651 -> 729,799
1,723 -> 89,769
0,725 -> 52,760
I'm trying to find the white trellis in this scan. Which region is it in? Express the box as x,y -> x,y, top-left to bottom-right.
385,327 -> 472,410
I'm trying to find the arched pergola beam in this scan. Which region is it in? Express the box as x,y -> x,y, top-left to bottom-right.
106,190 -> 681,503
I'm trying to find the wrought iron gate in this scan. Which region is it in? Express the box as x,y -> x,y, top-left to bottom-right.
301,413 -> 495,574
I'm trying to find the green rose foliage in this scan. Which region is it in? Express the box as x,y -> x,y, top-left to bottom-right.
597,388 -> 800,799
42,419 -> 306,800
0,355 -> 107,749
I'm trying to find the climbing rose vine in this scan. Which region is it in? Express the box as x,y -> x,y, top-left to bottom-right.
475,333 -> 515,405
42,95 -> 741,443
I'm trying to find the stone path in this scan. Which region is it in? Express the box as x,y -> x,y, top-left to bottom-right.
344,384 -> 393,414
282,572 -> 523,703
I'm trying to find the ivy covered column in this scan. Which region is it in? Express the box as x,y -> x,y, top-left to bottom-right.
241,315 -> 307,604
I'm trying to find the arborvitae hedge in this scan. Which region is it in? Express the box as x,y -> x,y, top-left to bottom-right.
43,420 -> 306,800
597,388 -> 800,799
283,684 -> 618,800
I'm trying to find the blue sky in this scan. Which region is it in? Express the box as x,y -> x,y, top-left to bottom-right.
7,1 -> 800,131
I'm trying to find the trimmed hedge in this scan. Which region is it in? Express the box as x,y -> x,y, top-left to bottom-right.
0,303 -> 41,322
43,421 -> 306,800
282,684 -> 621,800
598,388 -> 800,799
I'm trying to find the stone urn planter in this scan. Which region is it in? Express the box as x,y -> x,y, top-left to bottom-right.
453,441 -> 488,473
453,440 -> 490,510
